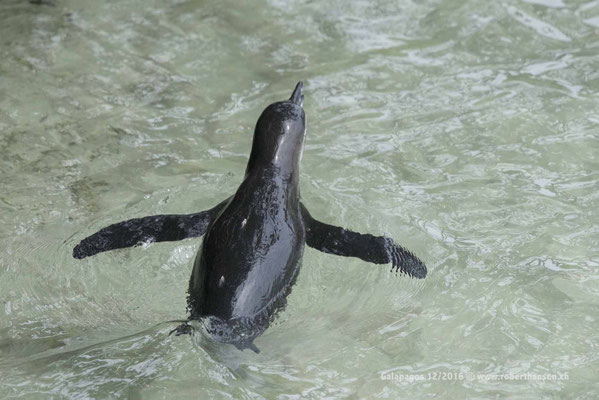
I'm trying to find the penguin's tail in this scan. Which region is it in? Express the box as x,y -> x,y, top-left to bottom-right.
233,339 -> 261,354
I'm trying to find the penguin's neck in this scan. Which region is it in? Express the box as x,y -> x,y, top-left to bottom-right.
245,144 -> 301,183
243,162 -> 300,202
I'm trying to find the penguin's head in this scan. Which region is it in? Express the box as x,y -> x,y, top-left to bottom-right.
247,82 -> 307,175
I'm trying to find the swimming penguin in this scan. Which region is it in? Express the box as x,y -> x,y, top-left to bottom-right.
73,82 -> 427,353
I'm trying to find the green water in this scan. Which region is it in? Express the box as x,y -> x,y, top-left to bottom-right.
1,0 -> 598,398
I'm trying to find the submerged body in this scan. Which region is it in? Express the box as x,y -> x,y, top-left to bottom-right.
188,167 -> 305,349
73,82 -> 427,352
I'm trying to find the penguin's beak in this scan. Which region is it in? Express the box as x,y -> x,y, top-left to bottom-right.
289,81 -> 304,107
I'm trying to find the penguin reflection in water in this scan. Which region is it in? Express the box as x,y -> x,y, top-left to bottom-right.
73,82 -> 427,353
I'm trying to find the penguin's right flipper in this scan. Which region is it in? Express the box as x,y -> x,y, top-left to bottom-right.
73,199 -> 229,259
301,203 -> 427,279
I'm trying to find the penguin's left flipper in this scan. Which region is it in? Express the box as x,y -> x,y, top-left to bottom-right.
73,198 -> 230,259
301,204 -> 427,279
72,212 -> 212,259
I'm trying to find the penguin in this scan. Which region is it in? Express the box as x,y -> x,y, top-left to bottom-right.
73,82 -> 426,352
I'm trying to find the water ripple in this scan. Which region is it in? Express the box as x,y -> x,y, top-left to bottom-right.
1,0 -> 598,397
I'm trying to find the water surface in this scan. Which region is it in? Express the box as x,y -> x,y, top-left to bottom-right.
1,0 -> 598,398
